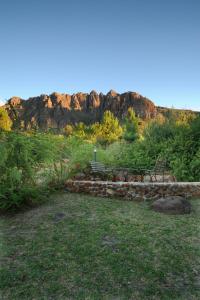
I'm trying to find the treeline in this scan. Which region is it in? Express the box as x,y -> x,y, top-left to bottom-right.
63,109 -> 140,144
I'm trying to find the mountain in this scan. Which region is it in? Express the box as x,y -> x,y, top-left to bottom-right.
3,90 -> 197,130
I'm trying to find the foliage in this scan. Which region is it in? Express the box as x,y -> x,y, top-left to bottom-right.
140,116 -> 200,181
98,115 -> 200,181
61,136 -> 94,176
64,124 -> 73,137
1,109 -> 200,211
0,132 -> 68,211
45,114 -> 200,182
123,107 -> 139,142
0,107 -> 12,131
95,111 -> 123,145
167,109 -> 197,126
73,122 -> 87,139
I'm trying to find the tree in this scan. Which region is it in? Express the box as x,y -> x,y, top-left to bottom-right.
123,107 -> 139,142
64,124 -> 74,137
0,108 -> 12,131
74,122 -> 87,139
96,111 -> 123,145
175,111 -> 196,126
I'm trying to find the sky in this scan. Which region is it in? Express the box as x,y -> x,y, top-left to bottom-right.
0,0 -> 199,110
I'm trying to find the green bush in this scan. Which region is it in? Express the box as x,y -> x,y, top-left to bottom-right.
63,137 -> 94,176
0,131 -> 68,211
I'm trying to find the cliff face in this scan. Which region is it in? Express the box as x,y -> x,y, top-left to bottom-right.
5,90 -> 157,130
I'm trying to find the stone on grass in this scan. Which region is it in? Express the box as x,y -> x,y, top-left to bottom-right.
53,212 -> 66,222
151,196 -> 191,214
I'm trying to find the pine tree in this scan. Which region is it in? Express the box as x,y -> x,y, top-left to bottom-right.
97,111 -> 123,144
123,107 -> 139,142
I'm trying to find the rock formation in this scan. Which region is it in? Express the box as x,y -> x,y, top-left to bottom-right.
4,90 -> 157,130
4,90 -> 199,131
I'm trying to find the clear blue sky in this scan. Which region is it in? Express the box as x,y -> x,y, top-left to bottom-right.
0,0 -> 199,110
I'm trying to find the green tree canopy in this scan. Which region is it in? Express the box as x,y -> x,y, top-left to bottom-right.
0,108 -> 12,131
96,111 -> 123,145
73,122 -> 87,139
64,124 -> 74,137
123,107 -> 139,142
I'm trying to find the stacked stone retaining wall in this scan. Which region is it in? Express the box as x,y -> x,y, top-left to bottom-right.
66,181 -> 200,201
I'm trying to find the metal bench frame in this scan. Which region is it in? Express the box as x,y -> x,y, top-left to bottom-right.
90,158 -> 169,182
90,162 -> 146,182
90,161 -> 113,180
145,158 -> 167,182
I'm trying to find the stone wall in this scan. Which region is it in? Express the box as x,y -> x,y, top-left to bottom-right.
65,181 -> 200,201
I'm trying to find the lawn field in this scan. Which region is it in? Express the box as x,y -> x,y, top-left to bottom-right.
1,193 -> 200,300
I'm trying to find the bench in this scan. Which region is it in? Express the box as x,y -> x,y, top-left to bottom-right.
89,158 -> 173,182
90,161 -> 113,180
145,158 -> 167,182
90,162 -> 146,182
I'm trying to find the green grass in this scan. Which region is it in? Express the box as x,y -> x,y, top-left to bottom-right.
1,193 -> 200,300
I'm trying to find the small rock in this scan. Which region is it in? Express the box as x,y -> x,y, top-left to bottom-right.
151,196 -> 191,214
102,236 -> 118,246
53,212 -> 66,222
74,173 -> 85,180
106,188 -> 115,195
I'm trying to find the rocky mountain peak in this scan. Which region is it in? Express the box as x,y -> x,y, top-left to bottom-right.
4,90 -> 158,130
107,89 -> 118,97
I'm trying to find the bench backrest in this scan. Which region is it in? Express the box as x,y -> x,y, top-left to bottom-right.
90,161 -> 106,173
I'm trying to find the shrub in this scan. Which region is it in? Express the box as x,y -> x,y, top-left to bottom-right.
0,131 -> 67,211
63,137 -> 94,176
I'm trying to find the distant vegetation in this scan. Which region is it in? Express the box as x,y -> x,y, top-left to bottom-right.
0,107 -> 200,211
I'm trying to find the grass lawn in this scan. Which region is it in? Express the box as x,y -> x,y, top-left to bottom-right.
1,193 -> 200,300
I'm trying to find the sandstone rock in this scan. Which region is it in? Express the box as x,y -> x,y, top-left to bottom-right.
9,96 -> 23,106
4,90 -> 157,130
4,90 -> 198,131
151,196 -> 191,214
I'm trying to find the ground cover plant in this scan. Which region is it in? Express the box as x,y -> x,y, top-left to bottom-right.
1,193 -> 200,299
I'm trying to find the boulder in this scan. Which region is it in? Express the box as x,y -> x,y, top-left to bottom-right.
151,196 -> 191,214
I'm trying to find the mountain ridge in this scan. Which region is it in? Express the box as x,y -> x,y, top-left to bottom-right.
3,90 -> 198,130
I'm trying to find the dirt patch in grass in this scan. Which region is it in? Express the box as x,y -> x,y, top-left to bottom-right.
1,192 -> 200,299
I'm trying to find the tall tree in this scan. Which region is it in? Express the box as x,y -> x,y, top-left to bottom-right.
123,107 -> 139,142
97,111 -> 123,145
0,108 -> 12,131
